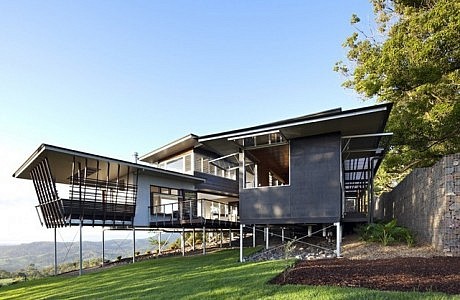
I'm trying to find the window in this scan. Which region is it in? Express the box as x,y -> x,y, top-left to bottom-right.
150,185 -> 182,214
166,157 -> 184,173
240,136 -> 289,188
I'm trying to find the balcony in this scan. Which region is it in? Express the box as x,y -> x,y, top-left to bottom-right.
150,199 -> 239,229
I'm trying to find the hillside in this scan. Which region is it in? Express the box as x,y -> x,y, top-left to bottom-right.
0,235 -> 178,273
0,248 -> 453,299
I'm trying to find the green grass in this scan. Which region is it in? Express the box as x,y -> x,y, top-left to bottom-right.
0,248 -> 457,300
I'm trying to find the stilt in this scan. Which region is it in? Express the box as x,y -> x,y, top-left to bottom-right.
265,227 -> 269,249
181,228 -> 185,256
79,220 -> 83,276
308,225 -> 312,237
158,232 -> 162,255
54,227 -> 57,276
252,225 -> 256,247
132,227 -> 136,263
220,228 -> 223,248
228,228 -> 232,247
192,229 -> 196,251
281,227 -> 285,243
334,222 -> 342,257
202,226 -> 206,255
102,229 -> 105,267
322,224 -> 327,237
239,224 -> 244,262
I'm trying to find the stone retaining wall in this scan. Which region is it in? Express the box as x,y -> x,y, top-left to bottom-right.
375,153 -> 460,256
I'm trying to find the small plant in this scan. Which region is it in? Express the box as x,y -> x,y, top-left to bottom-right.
116,256 -> 122,261
282,239 -> 296,283
358,219 -> 415,246
135,251 -> 140,256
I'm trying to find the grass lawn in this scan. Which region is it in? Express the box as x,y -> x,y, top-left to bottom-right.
0,248 -> 457,300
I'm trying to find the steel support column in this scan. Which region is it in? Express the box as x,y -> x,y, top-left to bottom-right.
265,227 -> 269,249
102,229 -> 105,267
220,228 -> 223,248
158,232 -> 162,255
229,228 -> 232,247
252,225 -> 256,247
132,227 -> 136,263
54,227 -> 57,276
202,226 -> 206,255
239,224 -> 244,262
334,222 -> 342,257
79,220 -> 83,276
181,228 -> 185,256
192,229 -> 195,251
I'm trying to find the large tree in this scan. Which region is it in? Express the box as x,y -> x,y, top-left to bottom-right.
336,0 -> 460,190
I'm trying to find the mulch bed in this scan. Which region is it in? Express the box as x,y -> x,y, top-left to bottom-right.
270,257 -> 460,295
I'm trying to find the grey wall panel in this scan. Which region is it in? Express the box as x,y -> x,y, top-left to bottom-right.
290,133 -> 341,219
194,171 -> 239,196
240,186 -> 291,221
240,133 -> 341,224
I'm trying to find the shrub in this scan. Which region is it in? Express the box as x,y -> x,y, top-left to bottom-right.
359,219 -> 415,246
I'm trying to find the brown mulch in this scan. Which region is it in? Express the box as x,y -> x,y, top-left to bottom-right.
270,256 -> 460,295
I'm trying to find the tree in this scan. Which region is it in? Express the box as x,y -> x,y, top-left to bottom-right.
336,0 -> 460,190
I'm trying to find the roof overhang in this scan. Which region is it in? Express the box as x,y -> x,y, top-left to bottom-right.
198,103 -> 393,156
139,134 -> 199,164
13,144 -> 205,184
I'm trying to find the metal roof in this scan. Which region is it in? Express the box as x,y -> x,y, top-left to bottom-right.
13,144 -> 205,184
139,134 -> 199,164
199,103 -> 392,157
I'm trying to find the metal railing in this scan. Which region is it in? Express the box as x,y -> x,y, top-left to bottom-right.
150,199 -> 238,226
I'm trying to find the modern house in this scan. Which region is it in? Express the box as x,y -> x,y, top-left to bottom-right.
13,103 -> 392,264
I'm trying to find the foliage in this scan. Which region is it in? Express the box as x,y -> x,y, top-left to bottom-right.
148,237 -> 167,246
282,240 -> 297,283
359,219 -> 415,246
185,231 -> 204,245
0,270 -> 12,279
0,248 -> 449,299
336,0 -> 460,191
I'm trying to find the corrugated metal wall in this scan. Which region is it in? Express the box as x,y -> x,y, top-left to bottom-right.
240,133 -> 341,224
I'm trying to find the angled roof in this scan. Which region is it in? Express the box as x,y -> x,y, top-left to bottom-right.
139,134 -> 199,164
13,144 -> 205,184
199,103 -> 392,157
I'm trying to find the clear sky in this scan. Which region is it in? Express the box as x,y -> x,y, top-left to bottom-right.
0,1 -> 376,244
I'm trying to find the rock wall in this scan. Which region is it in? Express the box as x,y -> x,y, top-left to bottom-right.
376,153 -> 460,256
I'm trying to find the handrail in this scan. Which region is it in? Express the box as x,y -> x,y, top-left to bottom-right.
150,198 -> 238,225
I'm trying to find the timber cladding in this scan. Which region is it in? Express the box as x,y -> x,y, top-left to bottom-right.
378,153 -> 460,256
240,133 -> 341,224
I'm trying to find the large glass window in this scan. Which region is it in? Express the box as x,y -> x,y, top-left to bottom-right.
165,157 -> 184,173
239,133 -> 289,188
194,151 -> 238,180
150,185 -> 182,214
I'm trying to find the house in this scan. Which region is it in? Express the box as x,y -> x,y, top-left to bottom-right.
13,103 -> 392,264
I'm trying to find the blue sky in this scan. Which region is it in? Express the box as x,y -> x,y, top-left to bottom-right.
0,1 -> 376,244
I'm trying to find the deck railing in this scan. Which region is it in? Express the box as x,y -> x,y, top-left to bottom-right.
150,199 -> 238,227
